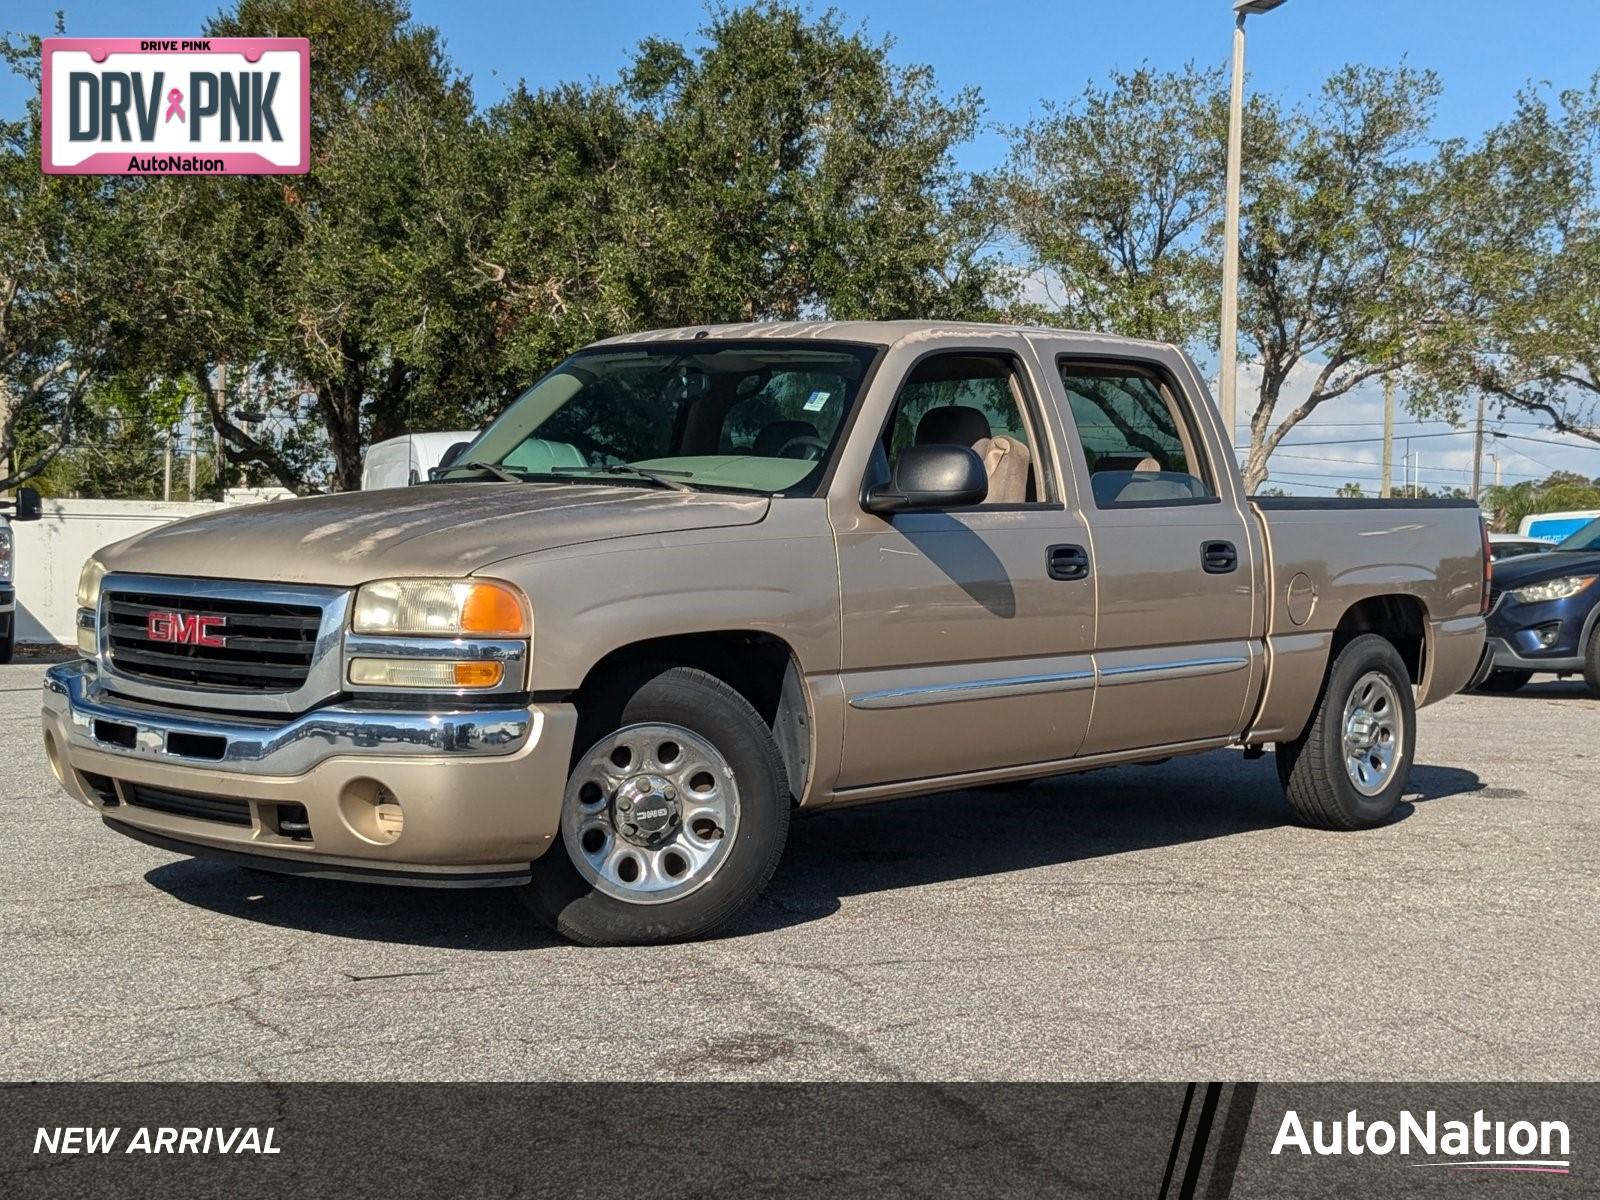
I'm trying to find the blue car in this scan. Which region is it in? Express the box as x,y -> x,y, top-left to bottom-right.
1475,516 -> 1600,694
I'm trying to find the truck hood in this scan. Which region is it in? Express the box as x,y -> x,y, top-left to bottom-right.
96,483 -> 771,587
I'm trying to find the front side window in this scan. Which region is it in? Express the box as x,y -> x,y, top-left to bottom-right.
875,353 -> 1042,506
1058,361 -> 1214,507
444,341 -> 878,495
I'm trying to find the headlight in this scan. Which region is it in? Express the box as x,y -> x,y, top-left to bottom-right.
352,578 -> 529,637
76,557 -> 108,610
0,526 -> 12,583
1511,576 -> 1596,604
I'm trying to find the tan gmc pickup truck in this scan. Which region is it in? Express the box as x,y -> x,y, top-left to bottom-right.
43,322 -> 1490,945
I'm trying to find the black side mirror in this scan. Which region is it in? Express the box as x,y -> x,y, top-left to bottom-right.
864,444 -> 988,515
11,486 -> 41,522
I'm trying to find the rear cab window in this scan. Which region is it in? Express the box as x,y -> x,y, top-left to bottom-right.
1056,360 -> 1216,508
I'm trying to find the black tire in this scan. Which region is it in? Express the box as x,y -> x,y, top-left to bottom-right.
1585,626 -> 1600,699
1275,633 -> 1416,831
0,619 -> 13,665
518,666 -> 789,946
1477,669 -> 1533,694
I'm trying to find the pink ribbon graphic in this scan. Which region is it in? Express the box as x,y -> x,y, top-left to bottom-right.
164,88 -> 185,123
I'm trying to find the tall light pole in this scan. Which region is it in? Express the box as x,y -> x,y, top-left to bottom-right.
1219,0 -> 1288,460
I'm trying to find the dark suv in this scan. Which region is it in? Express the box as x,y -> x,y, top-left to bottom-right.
1476,516 -> 1600,694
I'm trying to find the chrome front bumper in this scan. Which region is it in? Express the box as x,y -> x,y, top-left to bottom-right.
41,659 -> 579,882
43,659 -> 534,776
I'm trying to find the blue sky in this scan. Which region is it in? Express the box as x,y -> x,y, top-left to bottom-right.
6,0 -> 1600,494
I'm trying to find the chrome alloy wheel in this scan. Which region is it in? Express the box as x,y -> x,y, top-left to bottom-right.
1341,670 -> 1404,796
561,723 -> 740,904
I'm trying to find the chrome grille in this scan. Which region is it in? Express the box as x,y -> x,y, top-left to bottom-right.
104,588 -> 322,693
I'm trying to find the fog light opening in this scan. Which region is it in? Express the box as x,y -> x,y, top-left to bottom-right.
338,779 -> 404,846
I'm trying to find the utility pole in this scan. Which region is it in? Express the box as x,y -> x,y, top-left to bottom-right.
215,363 -> 228,493
1471,391 -> 1487,499
162,429 -> 172,502
186,397 -> 198,499
1380,376 -> 1395,498
1218,1 -> 1289,453
1493,453 -> 1502,487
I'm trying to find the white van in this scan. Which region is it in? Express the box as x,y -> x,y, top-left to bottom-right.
1519,509 -> 1600,543
361,432 -> 478,490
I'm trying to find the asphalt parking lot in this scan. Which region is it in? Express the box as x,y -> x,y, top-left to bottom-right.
3,654 -> 1597,1082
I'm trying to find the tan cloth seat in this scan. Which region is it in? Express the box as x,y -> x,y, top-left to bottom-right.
976,435 -> 1032,504
912,405 -> 1035,504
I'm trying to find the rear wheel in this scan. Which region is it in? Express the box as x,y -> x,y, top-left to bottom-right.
519,666 -> 790,946
1478,669 -> 1533,694
1275,633 -> 1415,830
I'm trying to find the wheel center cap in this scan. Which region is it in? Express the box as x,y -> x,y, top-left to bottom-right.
1348,712 -> 1379,749
614,773 -> 680,845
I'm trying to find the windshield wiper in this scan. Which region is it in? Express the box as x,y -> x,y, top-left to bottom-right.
551,464 -> 695,492
445,460 -> 525,484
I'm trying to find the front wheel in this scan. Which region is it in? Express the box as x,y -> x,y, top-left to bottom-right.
518,666 -> 790,946
0,618 -> 13,665
1275,633 -> 1415,830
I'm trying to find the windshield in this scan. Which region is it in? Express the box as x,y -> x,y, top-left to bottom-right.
443,340 -> 879,495
1555,516 -> 1600,552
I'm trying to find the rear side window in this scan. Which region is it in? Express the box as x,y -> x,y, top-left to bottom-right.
1057,361 -> 1215,508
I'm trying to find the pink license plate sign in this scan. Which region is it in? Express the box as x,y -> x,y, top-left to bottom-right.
42,38 -> 309,174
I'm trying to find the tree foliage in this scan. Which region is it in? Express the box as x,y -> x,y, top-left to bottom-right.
1480,472 -> 1600,533
1004,65 -> 1230,343
1409,79 -> 1600,450
7,3 -> 1600,497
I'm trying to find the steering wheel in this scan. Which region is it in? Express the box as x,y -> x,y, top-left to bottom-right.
776,434 -> 829,461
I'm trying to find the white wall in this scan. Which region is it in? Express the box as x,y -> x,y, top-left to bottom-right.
12,498 -> 228,643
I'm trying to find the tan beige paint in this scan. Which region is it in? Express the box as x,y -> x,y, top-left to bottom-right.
51,321 -> 1488,879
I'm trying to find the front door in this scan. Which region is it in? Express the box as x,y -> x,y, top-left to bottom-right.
831,345 -> 1097,789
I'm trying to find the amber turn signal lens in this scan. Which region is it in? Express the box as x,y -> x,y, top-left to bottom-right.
349,658 -> 505,688
452,660 -> 504,687
460,582 -> 528,636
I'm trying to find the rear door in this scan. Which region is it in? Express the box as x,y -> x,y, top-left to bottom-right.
829,341 -> 1098,789
1044,348 -> 1262,755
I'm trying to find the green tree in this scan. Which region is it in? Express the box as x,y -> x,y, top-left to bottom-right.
1003,65 -> 1231,343
468,3 -> 1017,418
1480,472 -> 1600,532
0,30 -> 157,490
139,0 -> 486,492
1236,66 -> 1445,493
1004,65 -> 1457,494
1410,78 -> 1600,448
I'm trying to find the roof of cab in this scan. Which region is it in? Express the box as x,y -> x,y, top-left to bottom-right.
592,319 -> 1177,356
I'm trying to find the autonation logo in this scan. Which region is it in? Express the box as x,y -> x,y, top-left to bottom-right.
1272,1108 -> 1571,1174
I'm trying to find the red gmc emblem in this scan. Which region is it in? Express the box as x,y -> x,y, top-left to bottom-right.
146,610 -> 226,647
